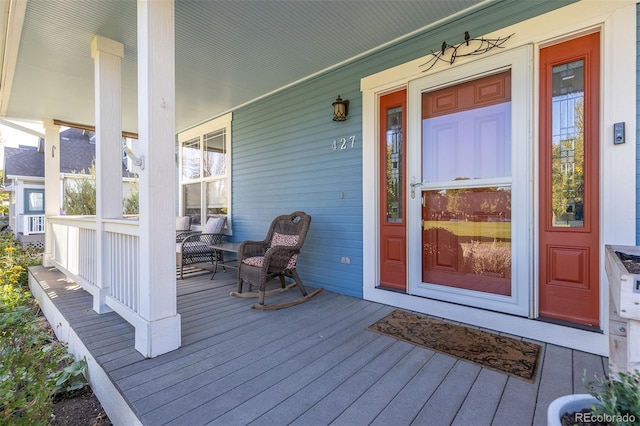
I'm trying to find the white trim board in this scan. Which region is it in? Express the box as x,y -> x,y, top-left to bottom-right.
365,286 -> 608,356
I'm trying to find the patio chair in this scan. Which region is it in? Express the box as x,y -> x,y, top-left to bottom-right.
176,216 -> 193,242
176,216 -> 226,279
231,211 -> 323,310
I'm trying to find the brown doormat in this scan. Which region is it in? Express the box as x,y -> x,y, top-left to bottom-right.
368,309 -> 541,382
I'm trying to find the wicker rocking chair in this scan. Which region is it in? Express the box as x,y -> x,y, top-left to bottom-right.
231,211 -> 322,310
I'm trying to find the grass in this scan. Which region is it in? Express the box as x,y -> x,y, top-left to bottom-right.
424,220 -> 511,240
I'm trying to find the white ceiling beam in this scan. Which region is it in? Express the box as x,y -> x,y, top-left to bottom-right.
0,0 -> 27,116
0,117 -> 44,138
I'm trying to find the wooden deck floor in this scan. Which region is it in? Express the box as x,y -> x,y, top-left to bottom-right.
30,265 -> 607,426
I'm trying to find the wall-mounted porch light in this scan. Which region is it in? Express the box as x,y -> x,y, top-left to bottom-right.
332,96 -> 349,121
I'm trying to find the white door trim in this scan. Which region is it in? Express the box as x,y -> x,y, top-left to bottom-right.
407,45 -> 532,317
361,0 -> 636,355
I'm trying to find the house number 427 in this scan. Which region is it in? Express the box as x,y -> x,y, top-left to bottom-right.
332,135 -> 356,151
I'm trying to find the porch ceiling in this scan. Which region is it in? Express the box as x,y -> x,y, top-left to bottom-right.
0,0 -> 486,134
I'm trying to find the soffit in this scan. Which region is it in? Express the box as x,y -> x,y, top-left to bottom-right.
6,0 -> 486,133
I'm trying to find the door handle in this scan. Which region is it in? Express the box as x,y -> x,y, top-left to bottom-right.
410,177 -> 423,199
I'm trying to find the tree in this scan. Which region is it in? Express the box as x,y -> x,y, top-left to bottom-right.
0,170 -> 9,216
551,99 -> 584,224
63,164 -> 139,216
123,178 -> 139,215
63,165 -> 96,215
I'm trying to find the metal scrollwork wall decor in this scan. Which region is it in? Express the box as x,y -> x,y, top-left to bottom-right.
419,32 -> 514,72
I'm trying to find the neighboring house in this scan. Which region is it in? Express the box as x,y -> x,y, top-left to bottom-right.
0,0 -> 636,362
2,128 -> 136,248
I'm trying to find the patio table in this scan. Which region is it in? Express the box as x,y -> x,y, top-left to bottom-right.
209,241 -> 241,280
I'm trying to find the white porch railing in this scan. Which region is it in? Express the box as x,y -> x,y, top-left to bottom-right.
104,221 -> 140,313
49,216 -> 97,286
48,216 -> 141,329
22,214 -> 46,235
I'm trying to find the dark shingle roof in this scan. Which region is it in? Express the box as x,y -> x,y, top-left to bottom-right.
3,127 -> 135,179
59,128 -> 96,174
4,146 -> 44,178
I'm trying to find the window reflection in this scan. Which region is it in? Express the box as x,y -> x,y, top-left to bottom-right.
183,183 -> 201,226
551,60 -> 585,227
422,102 -> 511,183
385,106 -> 403,222
206,180 -> 227,218
203,130 -> 226,178
25,189 -> 44,213
181,137 -> 200,180
422,186 -> 511,296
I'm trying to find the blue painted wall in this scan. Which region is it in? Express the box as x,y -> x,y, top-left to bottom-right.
229,0 -> 577,298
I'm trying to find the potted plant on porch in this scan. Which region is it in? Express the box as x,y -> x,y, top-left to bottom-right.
547,370 -> 640,426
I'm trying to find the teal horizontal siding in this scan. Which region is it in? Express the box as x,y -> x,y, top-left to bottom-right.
229,0 -> 577,298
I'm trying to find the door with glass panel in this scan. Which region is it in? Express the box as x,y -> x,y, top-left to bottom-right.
409,55 -> 530,316
538,33 -> 600,328
379,89 -> 407,290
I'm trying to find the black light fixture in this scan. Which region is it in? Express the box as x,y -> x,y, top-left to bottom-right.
332,95 -> 349,121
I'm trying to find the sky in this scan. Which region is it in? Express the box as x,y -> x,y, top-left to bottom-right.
0,121 -> 43,166
1,122 -> 41,146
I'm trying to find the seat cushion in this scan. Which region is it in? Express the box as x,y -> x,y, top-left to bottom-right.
241,233 -> 301,269
271,232 -> 299,247
242,256 -> 264,267
202,217 -> 226,234
270,232 -> 298,268
242,255 -> 296,270
176,216 -> 191,231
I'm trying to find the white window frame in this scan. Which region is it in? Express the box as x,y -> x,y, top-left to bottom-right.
178,113 -> 232,233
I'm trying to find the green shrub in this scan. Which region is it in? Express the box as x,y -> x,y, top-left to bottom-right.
585,370 -> 640,426
63,164 -> 140,216
123,178 -> 139,215
0,234 -> 88,424
63,168 -> 96,215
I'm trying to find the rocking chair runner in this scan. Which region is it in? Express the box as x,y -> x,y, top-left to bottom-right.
231,211 -> 323,310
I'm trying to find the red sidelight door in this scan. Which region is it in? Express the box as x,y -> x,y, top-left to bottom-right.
539,33 -> 600,327
379,89 -> 407,290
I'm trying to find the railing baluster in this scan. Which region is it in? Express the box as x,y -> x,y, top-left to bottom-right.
48,216 -> 141,329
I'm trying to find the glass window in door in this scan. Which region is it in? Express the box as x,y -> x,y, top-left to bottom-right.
421,70 -> 512,296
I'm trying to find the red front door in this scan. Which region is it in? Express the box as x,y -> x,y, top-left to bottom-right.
539,33 -> 600,327
379,89 -> 407,290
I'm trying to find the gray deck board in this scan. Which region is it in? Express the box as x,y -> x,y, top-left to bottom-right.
287,340 -> 415,426
371,353 -> 456,425
414,360 -> 482,425
248,332 -> 396,425
533,345 -> 574,425
330,346 -> 435,426
131,299 -> 377,409
30,266 -> 608,426
144,303 -> 390,424
452,368 -> 509,426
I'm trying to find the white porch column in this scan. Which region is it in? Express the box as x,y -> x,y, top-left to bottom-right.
43,119 -> 60,267
91,36 -> 124,314
136,0 -> 180,357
